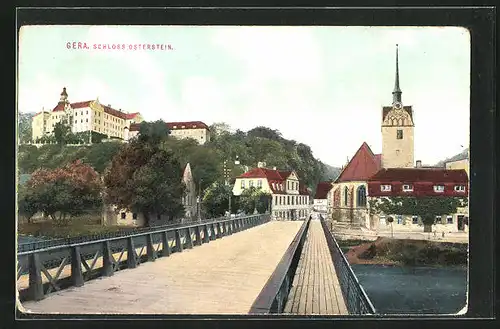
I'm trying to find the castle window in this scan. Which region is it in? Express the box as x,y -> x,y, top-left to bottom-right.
402,184 -> 413,192
454,185 -> 466,192
356,185 -> 367,207
343,186 -> 348,206
433,185 -> 445,193
380,184 -> 392,192
397,129 -> 403,139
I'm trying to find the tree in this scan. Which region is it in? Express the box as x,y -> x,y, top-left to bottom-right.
369,196 -> 468,232
53,122 -> 72,145
201,182 -> 233,218
84,141 -> 123,173
239,187 -> 271,214
104,139 -> 186,226
138,120 -> 171,145
21,160 -> 103,225
18,112 -> 34,144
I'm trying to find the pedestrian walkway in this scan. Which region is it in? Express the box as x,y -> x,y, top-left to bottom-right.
284,220 -> 348,315
20,221 -> 304,315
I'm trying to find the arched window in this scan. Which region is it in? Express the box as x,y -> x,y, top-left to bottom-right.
357,185 -> 367,207
343,186 -> 349,206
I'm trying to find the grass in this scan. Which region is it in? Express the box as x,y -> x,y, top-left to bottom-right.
350,238 -> 468,266
18,215 -> 135,238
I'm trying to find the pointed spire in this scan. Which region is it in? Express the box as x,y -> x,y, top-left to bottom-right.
392,44 -> 402,104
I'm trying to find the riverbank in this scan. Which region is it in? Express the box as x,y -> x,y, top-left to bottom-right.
343,237 -> 468,267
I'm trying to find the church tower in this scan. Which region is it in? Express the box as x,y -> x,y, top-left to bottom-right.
381,45 -> 415,168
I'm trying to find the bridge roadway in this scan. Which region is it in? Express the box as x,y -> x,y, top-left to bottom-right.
20,220 -> 303,314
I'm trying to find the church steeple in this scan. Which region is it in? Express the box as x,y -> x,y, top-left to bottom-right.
392,44 -> 402,105
59,87 -> 68,103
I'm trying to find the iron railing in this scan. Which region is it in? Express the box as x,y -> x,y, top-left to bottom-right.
319,218 -> 376,315
249,217 -> 311,314
17,214 -> 271,302
17,216 -> 232,253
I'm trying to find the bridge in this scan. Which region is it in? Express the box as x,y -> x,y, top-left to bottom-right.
17,214 -> 375,315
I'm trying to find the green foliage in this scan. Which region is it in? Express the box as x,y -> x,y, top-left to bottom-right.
18,112 -> 34,143
239,187 -> 271,214
104,139 -> 186,226
20,160 -> 103,225
201,182 -> 233,218
370,196 -> 468,232
138,120 -> 171,145
53,122 -> 72,145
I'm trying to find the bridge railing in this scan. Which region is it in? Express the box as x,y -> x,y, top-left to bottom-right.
319,219 -> 376,315
249,217 -> 311,314
17,214 -> 271,302
17,216 -> 230,253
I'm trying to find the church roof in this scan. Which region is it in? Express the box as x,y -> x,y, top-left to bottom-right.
335,142 -> 382,183
382,105 -> 414,122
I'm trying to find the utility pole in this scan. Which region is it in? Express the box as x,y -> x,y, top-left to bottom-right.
197,178 -> 202,221
223,160 -> 231,218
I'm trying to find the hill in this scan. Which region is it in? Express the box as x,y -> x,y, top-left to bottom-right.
18,122 -> 334,193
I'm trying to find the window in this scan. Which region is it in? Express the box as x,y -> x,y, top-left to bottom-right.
249,180 -> 254,187
433,185 -> 445,193
257,180 -> 262,188
412,216 -> 419,224
454,185 -> 466,192
75,112 -> 78,116
86,118 -> 88,122
447,216 -> 453,224
74,120 -> 77,124
287,196 -> 290,205
397,129 -> 403,139
397,215 -> 402,224
380,184 -> 392,192
402,184 -> 413,192
356,185 -> 367,207
343,186 -> 348,206
241,180 -> 245,189
121,212 -> 126,219
435,215 -> 442,224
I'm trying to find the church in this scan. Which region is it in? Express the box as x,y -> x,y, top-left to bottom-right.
327,45 -> 469,233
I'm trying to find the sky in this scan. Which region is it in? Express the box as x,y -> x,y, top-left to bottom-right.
18,25 -> 470,167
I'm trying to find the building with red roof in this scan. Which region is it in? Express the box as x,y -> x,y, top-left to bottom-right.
232,163 -> 311,220
31,87 -> 143,142
326,45 -> 469,233
313,181 -> 333,213
128,120 -> 211,144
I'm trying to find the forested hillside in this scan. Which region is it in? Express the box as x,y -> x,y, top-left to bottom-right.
18,112 -> 35,144
17,121 -> 340,192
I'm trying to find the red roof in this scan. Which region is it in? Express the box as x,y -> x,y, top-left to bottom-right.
52,100 -> 137,121
166,121 -> 209,130
369,168 -> 468,183
336,142 -> 382,183
237,167 -> 309,195
129,121 -> 209,132
314,181 -> 333,199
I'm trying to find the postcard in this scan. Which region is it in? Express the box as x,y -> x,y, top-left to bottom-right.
17,24 -> 470,316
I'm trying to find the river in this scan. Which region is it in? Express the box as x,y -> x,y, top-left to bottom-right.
351,264 -> 467,315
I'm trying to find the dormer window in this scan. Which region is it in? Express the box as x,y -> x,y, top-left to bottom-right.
433,185 -> 445,193
454,185 -> 466,192
173,125 -> 177,128
402,184 -> 413,192
380,184 -> 392,192
193,125 -> 197,128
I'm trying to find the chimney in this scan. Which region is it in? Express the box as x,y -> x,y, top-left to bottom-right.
257,162 -> 266,168
416,160 -> 422,168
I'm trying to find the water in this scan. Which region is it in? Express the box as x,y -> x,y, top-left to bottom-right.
351,264 -> 467,315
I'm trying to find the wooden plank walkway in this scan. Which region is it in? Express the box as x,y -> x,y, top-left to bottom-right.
19,221 -> 303,315
283,220 -> 348,315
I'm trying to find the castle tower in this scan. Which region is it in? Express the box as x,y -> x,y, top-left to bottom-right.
381,45 -> 415,168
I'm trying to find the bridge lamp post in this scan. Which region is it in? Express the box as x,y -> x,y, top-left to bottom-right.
224,156 -> 240,218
